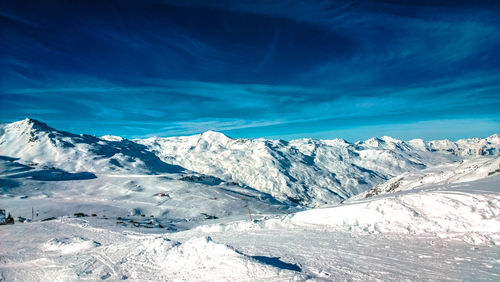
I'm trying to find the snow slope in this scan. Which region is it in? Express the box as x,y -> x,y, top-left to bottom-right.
0,222 -> 304,281
0,156 -> 288,232
354,155 -> 500,199
291,175 -> 500,244
2,174 -> 499,280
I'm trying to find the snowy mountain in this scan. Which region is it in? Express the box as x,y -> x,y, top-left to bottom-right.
1,118 -> 499,207
137,131 -> 500,206
0,118 -> 184,174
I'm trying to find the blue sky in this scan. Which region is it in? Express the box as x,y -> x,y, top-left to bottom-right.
1,0 -> 499,142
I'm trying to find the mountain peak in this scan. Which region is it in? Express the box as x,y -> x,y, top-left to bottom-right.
380,136 -> 402,143
487,133 -> 500,143
200,130 -> 231,140
362,137 -> 383,146
24,117 -> 48,126
320,138 -> 350,146
15,117 -> 53,132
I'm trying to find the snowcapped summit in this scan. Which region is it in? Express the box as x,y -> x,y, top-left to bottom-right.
22,117 -> 51,128
380,136 -> 402,143
198,130 -> 232,145
407,138 -> 426,150
8,118 -> 55,138
362,137 -> 383,147
0,118 -> 184,174
358,136 -> 402,150
200,130 -> 231,139
427,138 -> 457,151
487,133 -> 500,143
359,136 -> 404,148
322,138 -> 350,145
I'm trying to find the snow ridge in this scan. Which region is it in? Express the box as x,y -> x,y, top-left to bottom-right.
0,118 -> 184,174
355,156 -> 500,199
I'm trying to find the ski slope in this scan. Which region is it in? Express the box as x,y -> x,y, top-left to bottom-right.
1,173 -> 499,280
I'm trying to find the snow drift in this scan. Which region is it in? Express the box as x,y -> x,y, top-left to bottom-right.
291,174 -> 500,244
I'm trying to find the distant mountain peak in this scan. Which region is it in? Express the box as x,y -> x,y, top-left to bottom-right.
361,137 -> 384,146
487,134 -> 500,143
24,117 -> 45,125
22,117 -> 52,130
200,130 -> 231,140
380,136 -> 402,143
10,118 -> 55,135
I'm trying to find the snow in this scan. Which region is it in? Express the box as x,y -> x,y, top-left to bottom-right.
1,118 -> 499,280
292,175 -> 500,241
1,212 -> 498,280
157,236 -> 297,280
100,135 -> 124,142
43,237 -> 101,254
354,155 -> 500,199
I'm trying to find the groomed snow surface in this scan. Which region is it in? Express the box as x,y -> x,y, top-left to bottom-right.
1,119 -> 499,280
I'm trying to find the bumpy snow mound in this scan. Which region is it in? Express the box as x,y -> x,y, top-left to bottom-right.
192,215 -> 292,234
164,236 -> 290,280
356,156 -> 500,199
117,236 -> 298,280
292,192 -> 500,234
138,130 -> 500,206
0,118 -> 183,174
43,237 -> 101,254
291,176 -> 500,243
121,236 -> 178,267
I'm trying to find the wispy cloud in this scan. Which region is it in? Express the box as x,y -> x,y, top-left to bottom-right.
1,0 -> 499,140
2,73 -> 498,139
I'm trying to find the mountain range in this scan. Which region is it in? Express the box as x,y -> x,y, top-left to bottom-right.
1,118 -> 499,206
